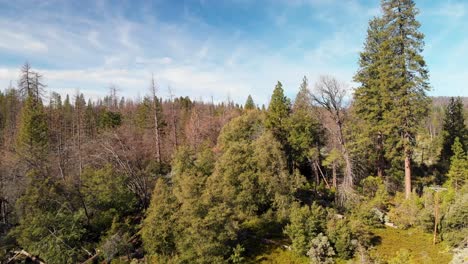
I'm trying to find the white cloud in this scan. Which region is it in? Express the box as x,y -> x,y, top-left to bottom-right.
0,29 -> 48,53
1,0 -> 465,104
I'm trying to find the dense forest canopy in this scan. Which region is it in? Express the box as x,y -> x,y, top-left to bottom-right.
0,0 -> 467,263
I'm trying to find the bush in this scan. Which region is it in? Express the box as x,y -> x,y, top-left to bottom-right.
307,233 -> 335,264
442,189 -> 468,247
387,192 -> 422,229
326,217 -> 356,259
284,203 -> 326,256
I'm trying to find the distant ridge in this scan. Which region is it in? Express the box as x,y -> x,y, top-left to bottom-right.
431,96 -> 468,108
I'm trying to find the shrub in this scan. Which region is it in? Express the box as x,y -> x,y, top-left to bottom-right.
307,233 -> 335,264
284,203 -> 326,256
326,217 -> 356,259
387,192 -> 422,229
442,189 -> 468,247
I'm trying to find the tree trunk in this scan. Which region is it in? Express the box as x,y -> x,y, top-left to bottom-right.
405,154 -> 411,199
343,151 -> 353,189
151,75 -> 161,163
377,131 -> 384,177
332,163 -> 337,188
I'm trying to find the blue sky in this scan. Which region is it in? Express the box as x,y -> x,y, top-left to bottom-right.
0,0 -> 466,104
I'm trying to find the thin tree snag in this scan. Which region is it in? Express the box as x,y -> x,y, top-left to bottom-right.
312,76 -> 354,191
150,74 -> 162,163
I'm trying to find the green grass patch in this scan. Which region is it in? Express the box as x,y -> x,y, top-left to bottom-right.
369,227 -> 453,263
252,245 -> 308,264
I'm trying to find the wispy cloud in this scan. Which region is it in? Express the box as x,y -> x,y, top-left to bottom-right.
0,0 -> 466,104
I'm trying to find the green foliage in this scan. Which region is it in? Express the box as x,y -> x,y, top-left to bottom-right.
288,107 -> 324,166
218,110 -> 263,149
369,227 -> 453,264
307,233 -> 335,264
442,187 -> 468,247
388,249 -> 411,264
81,165 -> 137,234
284,203 -> 326,256
440,97 -> 467,168
244,95 -> 256,110
354,0 -> 430,180
229,244 -> 246,264
143,145 -> 236,263
99,110 -> 122,129
387,192 -> 422,229
16,95 -> 49,169
141,178 -> 177,256
326,216 -> 359,259
212,112 -> 301,222
350,176 -> 389,228
446,137 -> 468,191
353,17 -> 388,176
135,96 -> 166,130
253,131 -> 302,218
253,246 -> 309,264
100,220 -> 133,262
13,176 -> 87,264
265,81 -> 291,146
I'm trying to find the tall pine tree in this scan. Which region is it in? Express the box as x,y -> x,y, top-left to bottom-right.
381,0 -> 430,199
353,17 -> 387,177
355,0 -> 430,198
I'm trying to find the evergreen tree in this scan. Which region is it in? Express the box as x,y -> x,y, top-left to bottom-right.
141,178 -> 177,257
284,203 -> 326,256
289,77 -> 325,178
265,81 -> 291,146
440,97 -> 467,169
380,0 -> 430,199
354,0 -> 430,198
16,93 -> 49,173
293,76 -> 312,112
446,137 -> 467,191
353,17 -> 387,177
13,177 -> 87,264
244,95 -> 255,110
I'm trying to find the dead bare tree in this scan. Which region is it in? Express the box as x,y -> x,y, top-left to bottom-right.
150,74 -> 162,163
167,86 -> 178,149
311,76 -> 353,192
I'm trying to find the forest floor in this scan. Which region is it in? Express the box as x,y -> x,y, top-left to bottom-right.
249,227 -> 453,263
368,227 -> 453,263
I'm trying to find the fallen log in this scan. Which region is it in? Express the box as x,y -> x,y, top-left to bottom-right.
7,250 -> 45,264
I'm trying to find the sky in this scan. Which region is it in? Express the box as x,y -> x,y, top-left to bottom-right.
0,0 -> 467,105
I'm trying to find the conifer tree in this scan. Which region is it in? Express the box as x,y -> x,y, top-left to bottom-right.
289,76 -> 325,178
265,81 -> 291,146
355,0 -> 430,198
440,97 -> 467,169
16,91 -> 49,173
380,0 -> 430,199
293,76 -> 312,112
447,137 -> 467,191
141,178 -> 177,257
353,17 -> 387,177
244,95 -> 255,110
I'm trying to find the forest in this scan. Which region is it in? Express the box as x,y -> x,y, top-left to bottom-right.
0,0 -> 467,263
